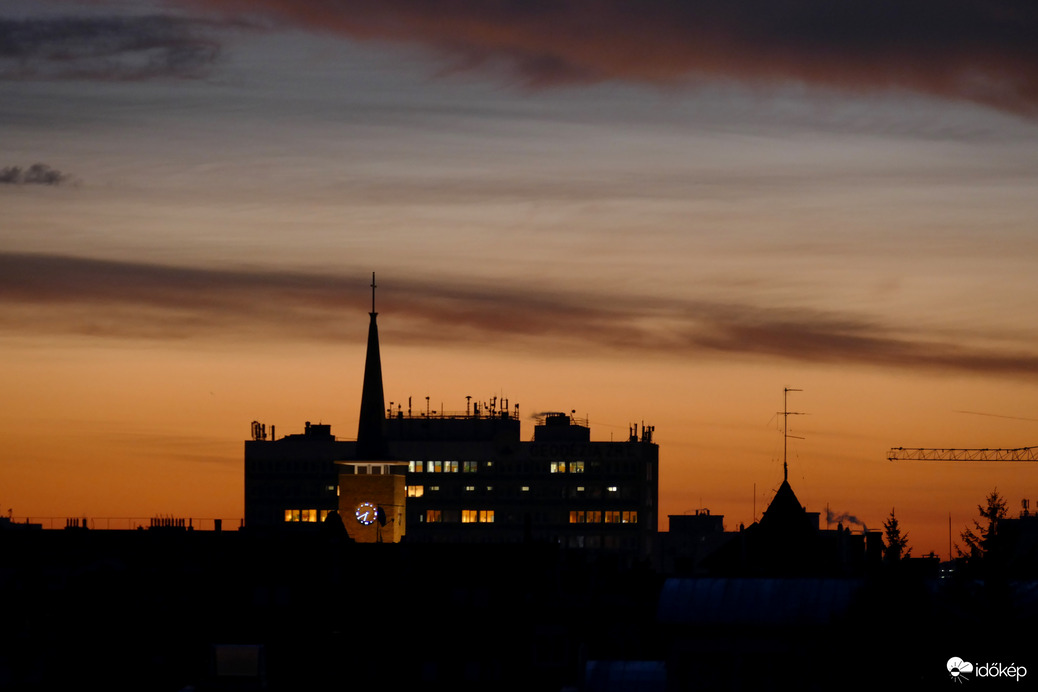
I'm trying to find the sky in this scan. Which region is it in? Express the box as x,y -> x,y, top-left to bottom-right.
2,0 -> 1038,555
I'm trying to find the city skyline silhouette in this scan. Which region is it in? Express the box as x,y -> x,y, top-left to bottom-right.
4,0 -> 1038,559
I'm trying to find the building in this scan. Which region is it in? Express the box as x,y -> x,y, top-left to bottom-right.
243,278 -> 659,558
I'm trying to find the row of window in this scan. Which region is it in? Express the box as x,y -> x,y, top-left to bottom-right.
407,460 -> 617,474
569,510 -> 638,524
284,509 -> 334,523
420,509 -> 495,523
408,484 -> 620,496
408,460 -> 481,473
414,509 -> 640,525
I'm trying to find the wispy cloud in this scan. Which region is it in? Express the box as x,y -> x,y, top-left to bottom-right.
0,163 -> 69,185
0,14 -> 223,80
2,252 -> 1037,377
180,0 -> 1038,114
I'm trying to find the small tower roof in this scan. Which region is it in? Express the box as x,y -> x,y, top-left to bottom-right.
759,479 -> 806,528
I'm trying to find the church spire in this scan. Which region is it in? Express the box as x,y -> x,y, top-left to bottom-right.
356,272 -> 388,459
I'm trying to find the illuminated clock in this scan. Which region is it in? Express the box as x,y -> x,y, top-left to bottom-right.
355,502 -> 378,525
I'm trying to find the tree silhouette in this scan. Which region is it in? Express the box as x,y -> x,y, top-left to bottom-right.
958,488 -> 1007,559
882,508 -> 911,562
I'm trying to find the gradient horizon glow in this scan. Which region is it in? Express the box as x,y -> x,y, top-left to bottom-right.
3,0 -> 1038,557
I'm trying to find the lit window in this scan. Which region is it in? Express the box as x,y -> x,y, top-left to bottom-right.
430,461 -> 442,473
571,461 -> 585,473
462,510 -> 479,523
607,486 -> 618,493
407,485 -> 424,498
521,486 -> 530,492
480,510 -> 495,523
463,461 -> 478,473
426,510 -> 442,523
415,460 -> 425,473
605,511 -> 621,523
587,511 -> 602,523
429,485 -> 440,492
284,509 -> 320,523
465,485 -> 475,492
445,460 -> 459,473
576,486 -> 585,493
569,510 -> 587,524
486,486 -> 493,492
550,461 -> 567,473
622,511 -> 638,524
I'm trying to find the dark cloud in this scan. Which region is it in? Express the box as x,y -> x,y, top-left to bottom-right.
0,163 -> 69,185
182,0 -> 1038,114
2,252 -> 1038,378
0,15 -> 222,80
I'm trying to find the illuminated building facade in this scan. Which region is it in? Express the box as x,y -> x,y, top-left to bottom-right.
243,277 -> 659,558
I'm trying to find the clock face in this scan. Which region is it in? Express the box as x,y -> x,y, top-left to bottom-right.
355,502 -> 378,526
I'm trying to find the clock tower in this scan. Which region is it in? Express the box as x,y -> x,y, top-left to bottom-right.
338,273 -> 407,543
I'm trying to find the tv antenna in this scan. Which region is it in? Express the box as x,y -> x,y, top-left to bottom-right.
778,387 -> 805,482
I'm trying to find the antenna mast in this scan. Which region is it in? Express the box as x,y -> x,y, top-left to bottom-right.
780,387 -> 805,482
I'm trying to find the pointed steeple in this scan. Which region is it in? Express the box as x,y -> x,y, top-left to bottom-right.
356,272 -> 388,460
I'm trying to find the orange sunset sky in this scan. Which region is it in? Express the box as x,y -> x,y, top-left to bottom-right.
3,0 -> 1038,557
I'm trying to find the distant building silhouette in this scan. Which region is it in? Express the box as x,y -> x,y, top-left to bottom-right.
665,477 -> 883,577
243,276 -> 658,559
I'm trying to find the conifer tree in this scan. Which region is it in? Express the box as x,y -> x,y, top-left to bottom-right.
958,488 -> 1008,559
883,508 -> 911,562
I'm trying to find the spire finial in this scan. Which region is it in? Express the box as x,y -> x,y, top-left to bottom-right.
370,271 -> 377,314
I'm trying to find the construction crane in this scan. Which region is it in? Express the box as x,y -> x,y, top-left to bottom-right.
887,446 -> 1038,462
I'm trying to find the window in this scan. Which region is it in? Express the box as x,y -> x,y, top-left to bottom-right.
445,460 -> 459,473
462,510 -> 479,523
607,486 -> 618,493
407,485 -> 424,498
480,510 -> 494,523
605,511 -> 621,523
550,461 -> 567,473
284,509 -> 320,523
521,486 -> 530,493
463,461 -> 478,473
426,510 -> 442,523
586,511 -> 602,523
429,460 -> 443,473
569,510 -> 587,524
409,460 -> 425,473
622,511 -> 638,524
428,485 -> 440,492
571,461 -> 585,473
465,485 -> 476,492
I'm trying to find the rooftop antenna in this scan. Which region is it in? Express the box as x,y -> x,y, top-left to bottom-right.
779,387 -> 805,482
